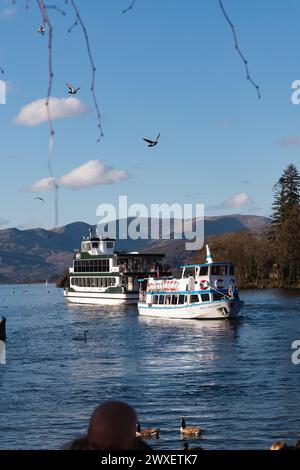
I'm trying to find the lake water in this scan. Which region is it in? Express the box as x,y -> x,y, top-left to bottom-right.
0,285 -> 299,450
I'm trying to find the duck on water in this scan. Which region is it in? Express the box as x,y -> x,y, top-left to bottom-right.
72,330 -> 88,342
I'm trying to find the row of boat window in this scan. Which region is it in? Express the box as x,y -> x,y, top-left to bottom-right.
74,259 -> 110,273
71,277 -> 116,287
184,265 -> 235,277
149,293 -> 228,305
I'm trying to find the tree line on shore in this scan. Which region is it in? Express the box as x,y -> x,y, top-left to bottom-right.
195,164 -> 300,288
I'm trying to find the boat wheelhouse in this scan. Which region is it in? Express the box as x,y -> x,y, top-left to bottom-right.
64,229 -> 169,305
138,245 -> 244,320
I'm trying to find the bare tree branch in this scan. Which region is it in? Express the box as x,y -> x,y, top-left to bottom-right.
68,0 -> 103,142
36,0 -> 59,228
218,0 -> 261,99
123,0 -> 137,14
44,4 -> 66,16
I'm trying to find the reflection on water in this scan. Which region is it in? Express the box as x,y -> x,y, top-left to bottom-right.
0,285 -> 300,449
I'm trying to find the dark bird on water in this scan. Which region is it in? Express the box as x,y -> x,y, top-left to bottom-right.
143,133 -> 160,147
35,197 -> 44,202
72,330 -> 88,342
66,83 -> 81,95
183,442 -> 202,452
136,423 -> 160,439
180,418 -> 202,437
38,25 -> 45,35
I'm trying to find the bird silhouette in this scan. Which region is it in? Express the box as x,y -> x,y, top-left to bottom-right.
35,197 -> 44,203
143,133 -> 160,147
72,330 -> 88,342
66,83 -> 81,95
38,25 -> 45,35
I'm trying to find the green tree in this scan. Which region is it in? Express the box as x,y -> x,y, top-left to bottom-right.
271,164 -> 300,232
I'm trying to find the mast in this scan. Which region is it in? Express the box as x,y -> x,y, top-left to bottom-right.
206,244 -> 213,264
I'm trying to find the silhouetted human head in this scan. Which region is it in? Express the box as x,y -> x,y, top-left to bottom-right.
87,400 -> 138,450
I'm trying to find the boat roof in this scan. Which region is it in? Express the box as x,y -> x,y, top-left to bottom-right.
181,262 -> 234,268
116,251 -> 164,258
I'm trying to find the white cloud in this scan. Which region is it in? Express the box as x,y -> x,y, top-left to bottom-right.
224,193 -> 253,208
209,192 -> 255,210
277,135 -> 300,148
27,177 -> 56,193
60,160 -> 129,189
14,97 -> 90,127
26,160 -> 129,192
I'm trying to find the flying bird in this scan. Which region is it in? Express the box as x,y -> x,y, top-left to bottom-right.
38,25 -> 45,35
143,133 -> 160,147
35,197 -> 44,203
66,83 -> 81,95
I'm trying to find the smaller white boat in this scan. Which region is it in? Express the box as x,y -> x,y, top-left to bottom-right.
138,245 -> 244,320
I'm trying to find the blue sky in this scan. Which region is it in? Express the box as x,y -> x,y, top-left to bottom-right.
0,0 -> 300,230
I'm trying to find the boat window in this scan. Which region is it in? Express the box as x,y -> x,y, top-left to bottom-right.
71,278 -> 74,286
199,266 -> 208,275
184,268 -> 195,278
106,242 -> 114,249
190,294 -> 199,303
213,293 -> 224,301
211,265 -> 228,276
184,295 -> 188,303
165,295 -> 171,305
201,294 -> 210,302
229,265 -> 235,275
153,295 -> 159,304
178,295 -> 185,305
74,259 -> 110,273
92,242 -> 99,248
159,295 -> 164,304
171,295 -> 178,305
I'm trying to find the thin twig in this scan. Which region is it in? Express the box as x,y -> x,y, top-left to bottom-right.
36,0 -> 59,228
44,4 -> 66,16
122,0 -> 137,14
69,0 -> 103,142
218,0 -> 261,99
67,11 -> 79,33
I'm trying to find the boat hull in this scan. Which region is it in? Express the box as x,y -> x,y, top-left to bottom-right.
64,290 -> 139,305
138,300 -> 243,320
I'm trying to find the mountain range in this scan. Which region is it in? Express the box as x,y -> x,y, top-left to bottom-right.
0,215 -> 270,284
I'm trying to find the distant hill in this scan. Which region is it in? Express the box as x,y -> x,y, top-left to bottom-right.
0,215 -> 270,284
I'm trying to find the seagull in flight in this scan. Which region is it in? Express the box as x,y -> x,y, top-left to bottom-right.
143,133 -> 160,147
66,83 -> 81,95
35,197 -> 44,203
38,25 -> 45,35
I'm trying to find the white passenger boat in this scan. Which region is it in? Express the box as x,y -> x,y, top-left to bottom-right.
64,229 -> 169,305
138,245 -> 244,320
